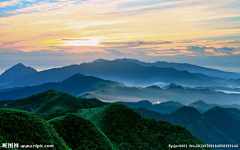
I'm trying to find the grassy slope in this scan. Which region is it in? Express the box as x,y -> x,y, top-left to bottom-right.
0,108 -> 71,150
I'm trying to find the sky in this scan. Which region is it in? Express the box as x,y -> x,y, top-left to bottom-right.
0,0 -> 240,74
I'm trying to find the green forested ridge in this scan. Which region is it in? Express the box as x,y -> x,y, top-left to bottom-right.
0,108 -> 70,150
79,103 -> 210,150
0,90 -> 210,150
0,89 -> 107,119
48,113 -> 116,150
136,106 -> 240,146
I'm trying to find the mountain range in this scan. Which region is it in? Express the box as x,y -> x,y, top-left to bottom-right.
117,100 -> 184,114
81,83 -> 240,105
119,58 -> 240,79
1,75 -> 240,106
0,73 -> 123,101
1,58 -> 239,89
135,106 -> 240,146
118,99 -> 240,114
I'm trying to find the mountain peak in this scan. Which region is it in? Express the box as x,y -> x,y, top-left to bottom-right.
69,73 -> 84,78
174,106 -> 200,114
15,63 -> 25,67
5,63 -> 36,71
203,106 -> 228,116
92,59 -> 108,63
137,100 -> 153,106
0,63 -> 37,83
61,73 -> 85,83
207,106 -> 222,111
190,100 -> 207,106
172,106 -> 202,122
157,101 -> 183,107
9,63 -> 30,70
163,83 -> 184,90
145,85 -> 162,90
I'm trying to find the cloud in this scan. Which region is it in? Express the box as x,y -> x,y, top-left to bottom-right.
0,0 -> 239,58
176,40 -> 198,44
0,0 -> 21,8
0,40 -> 24,46
60,38 -> 90,41
4,1 -> 73,14
101,40 -> 172,46
186,46 -> 240,56
0,0 -> 37,8
99,39 -> 240,57
54,0 -> 71,1
105,49 -> 125,56
216,40 -> 240,44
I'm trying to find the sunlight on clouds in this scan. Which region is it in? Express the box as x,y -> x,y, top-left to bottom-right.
5,1 -> 74,14
0,0 -> 38,8
0,0 -> 239,56
0,0 -> 20,8
60,38 -> 101,47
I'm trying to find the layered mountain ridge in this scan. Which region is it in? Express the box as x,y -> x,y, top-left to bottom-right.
1,58 -> 239,89
135,105 -> 240,146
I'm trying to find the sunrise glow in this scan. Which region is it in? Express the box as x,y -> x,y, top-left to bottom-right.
0,0 -> 239,72
60,38 -> 101,47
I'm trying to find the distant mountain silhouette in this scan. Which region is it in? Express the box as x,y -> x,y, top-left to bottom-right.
187,100 -> 217,113
118,98 -> 240,114
1,59 -> 224,89
117,100 -> 183,114
0,63 -> 37,86
0,73 -> 123,100
80,84 -> 240,105
188,100 -> 240,113
116,58 -> 240,79
155,101 -> 184,113
162,83 -> 184,90
135,106 -> 240,145
144,85 -> 162,90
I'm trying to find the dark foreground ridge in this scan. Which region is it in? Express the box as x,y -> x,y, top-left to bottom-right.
0,108 -> 70,149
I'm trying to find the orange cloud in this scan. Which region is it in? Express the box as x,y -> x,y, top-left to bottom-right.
0,0 -> 239,56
